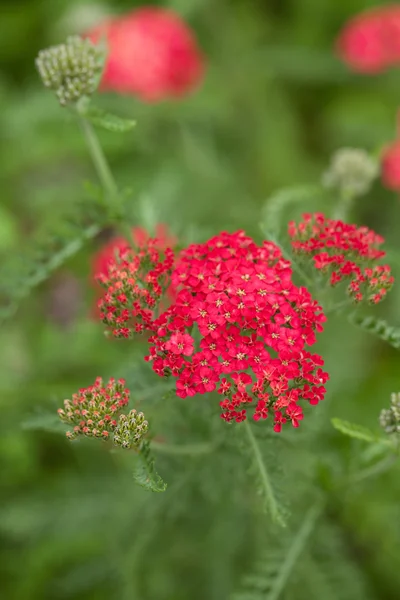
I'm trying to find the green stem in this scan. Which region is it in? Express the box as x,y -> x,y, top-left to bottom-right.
150,440 -> 215,455
80,117 -> 119,201
333,189 -> 354,221
351,453 -> 398,485
243,419 -> 283,525
79,117 -> 135,245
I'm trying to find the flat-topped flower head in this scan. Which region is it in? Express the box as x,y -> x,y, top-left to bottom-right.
322,148 -> 378,197
96,236 -> 175,338
58,377 -> 129,440
36,36 -> 103,105
86,7 -> 204,101
145,231 -> 329,432
288,213 -> 394,304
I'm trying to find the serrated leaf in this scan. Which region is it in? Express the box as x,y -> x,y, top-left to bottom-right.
0,198 -> 106,323
331,418 -> 387,444
348,313 -> 400,350
133,441 -> 167,493
84,106 -> 136,133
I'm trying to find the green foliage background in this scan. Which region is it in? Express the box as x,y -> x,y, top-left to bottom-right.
1,0 -> 400,598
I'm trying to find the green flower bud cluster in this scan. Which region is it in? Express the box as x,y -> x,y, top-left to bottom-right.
35,36 -> 103,106
379,392 -> 400,434
113,409 -> 149,450
322,148 -> 378,197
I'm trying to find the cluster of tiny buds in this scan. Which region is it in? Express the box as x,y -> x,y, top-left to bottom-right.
322,148 -> 379,197
113,409 -> 149,449
35,36 -> 103,105
379,392 -> 400,435
58,377 -> 129,440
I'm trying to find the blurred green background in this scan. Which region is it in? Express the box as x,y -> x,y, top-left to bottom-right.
1,0 -> 400,599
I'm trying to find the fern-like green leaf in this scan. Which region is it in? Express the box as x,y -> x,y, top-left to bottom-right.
231,500 -> 323,600
0,198 -> 107,322
262,185 -> 323,233
241,420 -> 286,526
331,418 -> 388,444
133,441 -> 167,493
348,313 -> 400,350
84,105 -> 136,133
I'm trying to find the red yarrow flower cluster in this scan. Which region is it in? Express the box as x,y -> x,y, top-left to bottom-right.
381,141 -> 400,191
86,7 -> 204,101
337,6 -> 400,73
145,231 -> 329,432
58,377 -> 129,440
96,237 -> 175,338
289,213 -> 394,304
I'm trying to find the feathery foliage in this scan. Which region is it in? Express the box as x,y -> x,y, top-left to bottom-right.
347,313 -> 400,350
133,440 -> 167,493
0,196 -> 107,322
231,500 -> 323,600
331,418 -> 388,445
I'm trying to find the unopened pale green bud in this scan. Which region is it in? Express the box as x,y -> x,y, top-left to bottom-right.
35,36 -> 103,106
113,409 -> 149,450
322,148 -> 378,197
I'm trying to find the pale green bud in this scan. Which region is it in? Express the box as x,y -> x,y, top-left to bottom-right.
113,409 -> 149,450
35,36 -> 103,106
322,148 -> 378,197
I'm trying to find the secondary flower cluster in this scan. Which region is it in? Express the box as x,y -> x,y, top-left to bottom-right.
35,36 -> 103,105
289,213 -> 394,304
144,231 -> 328,432
58,377 -> 129,440
96,237 -> 175,338
337,5 -> 400,73
86,7 -> 204,101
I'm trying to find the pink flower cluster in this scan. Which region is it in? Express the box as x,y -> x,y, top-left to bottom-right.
337,5 -> 400,73
86,7 -> 204,101
144,231 -> 328,432
58,377 -> 129,440
289,213 -> 394,304
97,237 -> 175,338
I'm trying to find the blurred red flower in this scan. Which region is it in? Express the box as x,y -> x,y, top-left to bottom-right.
91,224 -> 177,320
337,5 -> 400,73
92,224 -> 176,281
86,7 -> 204,101
381,141 -> 400,190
